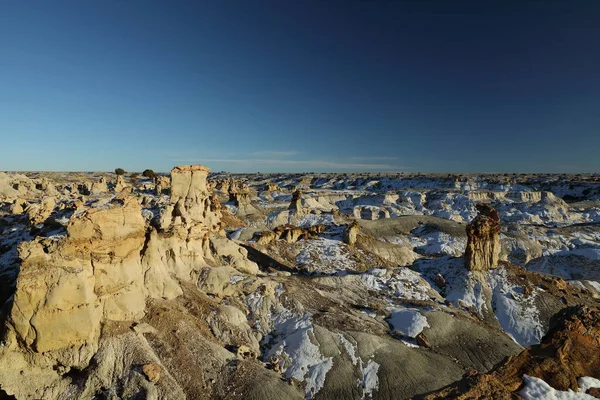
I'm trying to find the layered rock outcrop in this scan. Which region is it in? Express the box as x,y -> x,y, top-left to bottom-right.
159,165 -> 220,230
0,164 -> 259,398
465,204 -> 501,271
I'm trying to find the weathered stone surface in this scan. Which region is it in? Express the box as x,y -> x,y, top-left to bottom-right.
9,198 -> 28,214
465,204 -> 501,271
6,197 -> 147,358
153,175 -> 169,195
25,196 -> 56,225
90,177 -> 108,194
114,174 -> 128,192
142,363 -> 161,383
159,165 -> 221,231
288,189 -> 304,214
342,221 -> 359,245
264,182 -> 281,192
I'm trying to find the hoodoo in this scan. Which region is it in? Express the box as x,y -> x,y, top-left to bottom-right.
465,203 -> 501,271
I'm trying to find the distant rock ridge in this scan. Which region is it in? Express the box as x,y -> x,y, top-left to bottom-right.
465,204 -> 501,271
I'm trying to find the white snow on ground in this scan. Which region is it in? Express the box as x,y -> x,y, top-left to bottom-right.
359,268 -> 387,291
223,203 -> 238,215
263,311 -> 334,399
413,231 -> 466,256
362,359 -> 380,399
415,257 -> 488,313
520,375 -> 600,400
358,268 -> 435,301
296,213 -> 335,228
415,258 -> 544,346
386,268 -> 436,301
296,238 -> 355,274
230,275 -> 245,284
488,267 -> 544,347
337,333 -> 358,366
387,309 -> 429,338
587,280 -> 600,293
227,228 -> 245,240
579,377 -> 600,393
556,248 -> 600,260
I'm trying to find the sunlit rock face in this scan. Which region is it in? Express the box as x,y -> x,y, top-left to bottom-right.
159,165 -> 221,231
465,204 -> 501,271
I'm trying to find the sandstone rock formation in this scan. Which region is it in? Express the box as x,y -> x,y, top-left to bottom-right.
114,174 -> 128,192
0,164 -> 261,398
90,177 -> 108,194
158,165 -> 219,230
342,221 -> 359,245
214,179 -> 232,193
24,196 -> 56,225
465,204 -> 501,271
153,175 -> 169,195
9,198 -> 28,214
264,182 -> 281,192
288,189 -> 304,214
0,172 -> 36,200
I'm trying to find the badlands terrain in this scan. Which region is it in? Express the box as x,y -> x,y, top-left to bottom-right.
0,167 -> 599,399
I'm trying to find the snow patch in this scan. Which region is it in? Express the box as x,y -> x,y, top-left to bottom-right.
263,312 -> 333,399
362,359 -> 380,399
520,375 -> 599,400
387,309 -> 429,338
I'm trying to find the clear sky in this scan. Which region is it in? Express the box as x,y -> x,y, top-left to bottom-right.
1,1 -> 599,173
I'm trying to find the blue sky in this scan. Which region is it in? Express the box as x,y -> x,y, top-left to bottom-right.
1,1 -> 599,173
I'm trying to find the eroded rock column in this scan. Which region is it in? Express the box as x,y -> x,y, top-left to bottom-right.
465,204 -> 501,271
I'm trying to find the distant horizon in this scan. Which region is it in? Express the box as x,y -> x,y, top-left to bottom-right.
3,168 -> 599,176
2,1 -> 600,173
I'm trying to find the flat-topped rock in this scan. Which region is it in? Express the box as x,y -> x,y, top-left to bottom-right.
171,164 -> 211,173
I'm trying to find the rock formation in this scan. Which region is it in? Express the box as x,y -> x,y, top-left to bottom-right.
24,196 -> 56,225
252,224 -> 324,245
465,204 -> 501,271
90,177 -> 108,194
264,182 -> 281,192
288,189 -> 304,214
0,164 -> 260,398
114,174 -> 128,192
153,175 -> 169,195
229,190 -> 250,207
159,165 -> 220,230
9,198 -> 28,214
342,221 -> 359,245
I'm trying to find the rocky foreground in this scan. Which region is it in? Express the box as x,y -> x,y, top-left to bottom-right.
0,169 -> 599,399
